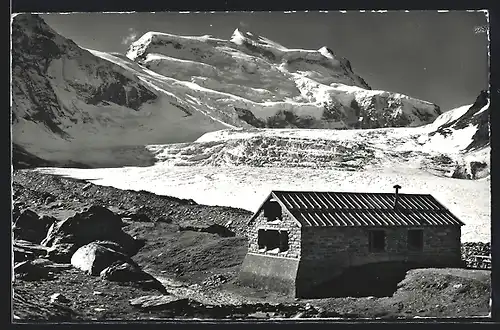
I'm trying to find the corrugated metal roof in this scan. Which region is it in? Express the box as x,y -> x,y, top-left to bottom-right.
269,191 -> 464,227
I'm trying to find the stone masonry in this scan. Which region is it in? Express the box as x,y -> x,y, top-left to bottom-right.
245,211 -> 301,259
295,225 -> 463,295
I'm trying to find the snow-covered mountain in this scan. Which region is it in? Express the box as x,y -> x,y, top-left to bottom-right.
126,28 -> 442,129
12,14 -> 445,168
143,90 -> 490,180
11,14 -> 231,168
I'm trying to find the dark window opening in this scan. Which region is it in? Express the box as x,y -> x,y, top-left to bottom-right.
263,200 -> 283,221
258,229 -> 289,252
407,229 -> 424,251
369,230 -> 386,252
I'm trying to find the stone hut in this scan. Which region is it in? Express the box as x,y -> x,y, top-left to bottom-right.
238,187 -> 465,297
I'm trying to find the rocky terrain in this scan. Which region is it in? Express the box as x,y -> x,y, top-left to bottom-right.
12,170 -> 491,321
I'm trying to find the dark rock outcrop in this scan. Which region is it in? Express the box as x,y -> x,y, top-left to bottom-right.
41,205 -> 142,262
13,258 -> 71,281
234,107 -> 266,128
430,90 -> 490,152
12,209 -> 56,243
46,243 -> 78,263
451,160 -> 489,180
14,260 -> 53,281
13,240 -> 50,262
465,90 -> 490,151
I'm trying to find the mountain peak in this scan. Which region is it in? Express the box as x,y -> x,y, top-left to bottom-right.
230,27 -> 286,50
230,28 -> 248,45
12,13 -> 55,36
318,46 -> 335,59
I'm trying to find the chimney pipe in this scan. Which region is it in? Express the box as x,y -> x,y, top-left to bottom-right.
393,185 -> 401,210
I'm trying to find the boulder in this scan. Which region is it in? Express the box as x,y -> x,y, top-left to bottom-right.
49,293 -> 70,304
100,261 -> 167,293
41,205 -> 142,262
121,206 -> 152,222
14,260 -> 52,281
70,242 -> 132,276
12,209 -> 55,243
13,246 -> 35,263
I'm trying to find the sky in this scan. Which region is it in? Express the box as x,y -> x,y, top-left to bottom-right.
40,11 -> 489,111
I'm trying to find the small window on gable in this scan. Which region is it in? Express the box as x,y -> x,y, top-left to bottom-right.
408,229 -> 424,251
258,229 -> 289,253
369,230 -> 386,252
263,200 -> 282,221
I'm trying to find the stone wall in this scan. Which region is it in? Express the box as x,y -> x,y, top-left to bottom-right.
239,202 -> 302,296
296,225 -> 463,295
245,209 -> 301,259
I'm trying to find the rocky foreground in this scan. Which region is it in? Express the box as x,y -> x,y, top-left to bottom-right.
11,170 -> 491,321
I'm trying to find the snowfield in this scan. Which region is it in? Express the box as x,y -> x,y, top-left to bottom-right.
37,164 -> 490,243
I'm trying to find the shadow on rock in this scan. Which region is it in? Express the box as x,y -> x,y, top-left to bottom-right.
101,261 -> 167,294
